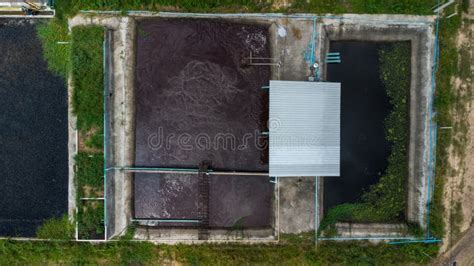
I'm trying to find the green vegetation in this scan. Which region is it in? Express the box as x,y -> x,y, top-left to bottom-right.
71,26 -> 104,132
37,19 -> 70,79
290,0 -> 434,14
119,223 -> 138,241
75,152 -> 104,198
430,14 -> 462,239
78,201 -> 105,239
36,215 -> 74,240
70,26 -> 106,239
0,238 -> 439,264
54,0 -> 270,17
450,201 -> 463,241
319,42 -> 411,234
52,0 -> 436,18
459,43 -> 472,81
85,131 -> 104,149
461,0 -> 470,13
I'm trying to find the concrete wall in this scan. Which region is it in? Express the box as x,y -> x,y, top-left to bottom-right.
69,15 -> 137,239
335,222 -> 409,238
317,14 -> 436,230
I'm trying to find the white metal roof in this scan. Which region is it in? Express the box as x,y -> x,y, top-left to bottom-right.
269,80 -> 341,177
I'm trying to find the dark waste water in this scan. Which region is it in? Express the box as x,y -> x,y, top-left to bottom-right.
324,41 -> 392,211
0,21 -> 68,236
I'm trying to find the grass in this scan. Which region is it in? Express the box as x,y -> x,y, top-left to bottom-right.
71,26 -> 105,132
459,43 -> 472,81
75,152 -> 104,198
70,26 -> 106,239
36,19 -> 70,79
0,238 -> 440,264
36,215 -> 75,240
290,0 -> 435,14
77,200 -> 105,240
319,42 -> 411,234
430,13 -> 462,239
450,201 -> 463,242
53,0 -> 437,18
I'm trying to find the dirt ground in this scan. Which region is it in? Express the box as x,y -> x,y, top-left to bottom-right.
439,8 -> 474,260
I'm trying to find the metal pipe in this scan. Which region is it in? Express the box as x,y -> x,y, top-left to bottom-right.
132,219 -> 200,223
317,236 -> 419,241
210,171 -> 268,176
120,167 -> 268,176
388,238 -> 441,245
80,198 -> 105,200
433,0 -> 455,13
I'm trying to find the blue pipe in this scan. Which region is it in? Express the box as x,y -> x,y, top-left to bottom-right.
317,236 -> 419,241
122,167 -> 200,172
425,0 -> 441,238
388,238 -> 441,245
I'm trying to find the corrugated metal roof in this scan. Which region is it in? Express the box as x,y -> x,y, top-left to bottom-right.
269,80 -> 341,177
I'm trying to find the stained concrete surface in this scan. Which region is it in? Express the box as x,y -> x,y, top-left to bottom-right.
278,177 -> 315,234
0,19 -> 68,236
134,18 -> 270,172
324,41 -> 392,211
68,15 -> 134,239
335,222 -> 408,238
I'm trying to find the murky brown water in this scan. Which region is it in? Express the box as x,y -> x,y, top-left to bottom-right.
133,18 -> 272,228
135,18 -> 270,171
